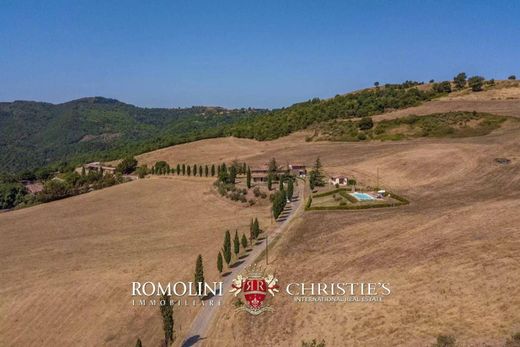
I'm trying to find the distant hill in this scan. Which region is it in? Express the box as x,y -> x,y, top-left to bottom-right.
0,97 -> 266,173
4,78 -> 510,174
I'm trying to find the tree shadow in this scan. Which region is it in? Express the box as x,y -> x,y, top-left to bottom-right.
230,260 -> 245,268
222,271 -> 232,277
239,254 -> 249,260
182,335 -> 205,347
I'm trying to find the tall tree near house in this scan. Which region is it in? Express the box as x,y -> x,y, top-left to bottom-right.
279,177 -> 283,191
221,163 -> 227,175
233,230 -> 240,258
159,294 -> 174,346
229,165 -> 237,184
187,165 -> 191,176
176,164 -> 180,175
217,252 -> 223,274
194,254 -> 205,297
216,164 -> 221,176
193,164 -> 198,176
182,164 -> 186,175
267,174 -> 273,190
241,233 -> 248,250
268,157 -> 278,174
287,179 -> 294,201
309,157 -> 325,188
242,162 -> 247,174
246,166 -> 252,188
211,164 -> 215,176
223,230 -> 232,266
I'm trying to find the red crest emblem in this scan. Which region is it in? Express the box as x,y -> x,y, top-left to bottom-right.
230,264 -> 279,315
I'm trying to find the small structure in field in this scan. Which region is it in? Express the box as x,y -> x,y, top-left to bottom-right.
289,164 -> 307,177
329,175 -> 348,186
82,162 -> 117,175
251,165 -> 270,182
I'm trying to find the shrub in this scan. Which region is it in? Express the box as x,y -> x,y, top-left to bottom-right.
302,339 -> 326,347
432,335 -> 456,347
358,117 -> 374,130
468,76 -> 485,92
505,332 -> 520,347
508,75 -> 516,80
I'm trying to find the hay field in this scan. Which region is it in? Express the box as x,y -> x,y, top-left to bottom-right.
0,176 -> 271,346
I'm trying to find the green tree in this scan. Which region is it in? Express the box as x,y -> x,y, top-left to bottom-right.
508,75 -> 516,80
223,230 -> 232,266
287,179 -> 294,201
81,166 -> 86,176
176,164 -> 180,175
229,165 -> 237,184
432,335 -> 456,347
433,81 -> 452,93
272,190 -> 286,219
116,157 -> 138,174
246,166 -> 252,188
154,161 -> 169,175
453,72 -> 467,89
253,218 -> 260,239
159,293 -> 174,346
468,76 -> 485,92
187,165 -> 191,176
217,252 -> 223,274
267,174 -> 273,190
309,157 -> 325,188
374,81 -> 380,87
193,164 -> 198,176
241,233 -> 248,250
182,164 -> 186,175
205,165 -> 209,177
211,164 -> 216,176
136,165 -> 148,179
135,338 -> 142,347
233,230 -> 240,257
358,117 -> 374,130
249,218 -> 254,244
194,254 -> 205,297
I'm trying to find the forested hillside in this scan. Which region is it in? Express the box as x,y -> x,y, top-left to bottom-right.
0,97 -> 265,173
1,82 -> 446,174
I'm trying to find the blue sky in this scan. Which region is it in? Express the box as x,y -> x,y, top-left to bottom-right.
1,0 -> 519,108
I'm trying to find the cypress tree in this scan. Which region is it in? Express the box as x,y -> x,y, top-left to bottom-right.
287,179 -> 294,201
223,230 -> 231,266
187,165 -> 191,176
160,293 -> 174,346
194,254 -> 205,297
176,164 -> 180,175
136,338 -> 142,347
253,218 -> 260,239
229,165 -> 237,184
246,167 -> 251,189
249,218 -> 255,243
279,177 -> 283,190
217,252 -> 223,274
267,174 -> 272,190
193,164 -> 197,176
205,165 -> 209,177
216,164 -> 220,176
182,164 -> 186,175
199,165 -> 203,177
241,233 -> 248,250
242,162 -> 247,174
151,166 -> 155,175
81,166 -> 86,176
233,230 -> 240,257
211,164 -> 215,176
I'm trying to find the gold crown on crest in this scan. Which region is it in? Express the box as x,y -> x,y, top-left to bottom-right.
244,263 -> 266,278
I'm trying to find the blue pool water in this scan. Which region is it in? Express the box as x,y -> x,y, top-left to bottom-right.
350,192 -> 375,201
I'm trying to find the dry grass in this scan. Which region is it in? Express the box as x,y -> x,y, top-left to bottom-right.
0,176 -> 271,346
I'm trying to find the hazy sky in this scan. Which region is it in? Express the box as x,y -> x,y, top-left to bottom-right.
1,0 -> 519,108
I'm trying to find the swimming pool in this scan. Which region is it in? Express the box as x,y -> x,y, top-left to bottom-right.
350,192 -> 375,201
